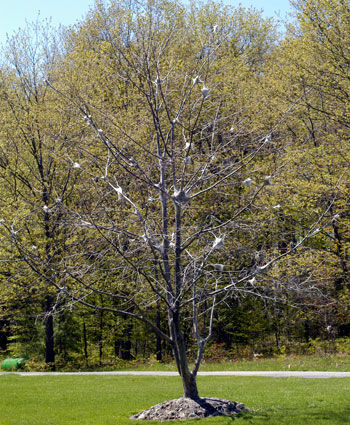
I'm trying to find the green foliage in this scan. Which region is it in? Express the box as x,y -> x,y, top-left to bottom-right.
2,0 -> 350,375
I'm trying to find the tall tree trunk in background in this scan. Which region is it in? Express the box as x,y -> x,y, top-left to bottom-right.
120,315 -> 133,360
82,320 -> 89,366
45,296 -> 55,367
0,321 -> 8,351
156,303 -> 162,361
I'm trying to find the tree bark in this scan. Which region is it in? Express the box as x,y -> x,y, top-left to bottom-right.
0,320 -> 8,351
156,304 -> 162,361
83,320 -> 89,366
170,309 -> 199,400
120,335 -> 133,360
45,296 -> 55,367
182,371 -> 199,399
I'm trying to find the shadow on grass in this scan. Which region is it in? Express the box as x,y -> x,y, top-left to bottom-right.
184,411 -> 249,424
214,411 -> 248,422
306,409 -> 350,423
238,407 -> 350,424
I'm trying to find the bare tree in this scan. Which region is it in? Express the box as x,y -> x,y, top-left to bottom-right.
1,0 -> 329,400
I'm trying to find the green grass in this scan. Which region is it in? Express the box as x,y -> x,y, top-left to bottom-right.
0,375 -> 350,424
114,354 -> 350,372
199,354 -> 350,371
13,353 -> 350,373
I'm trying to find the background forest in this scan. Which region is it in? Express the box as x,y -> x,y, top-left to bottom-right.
1,0 -> 350,370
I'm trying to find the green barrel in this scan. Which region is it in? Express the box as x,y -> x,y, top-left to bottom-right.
1,358 -> 26,371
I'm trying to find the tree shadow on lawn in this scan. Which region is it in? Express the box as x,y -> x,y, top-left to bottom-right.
238,407 -> 350,424
129,409 -> 350,424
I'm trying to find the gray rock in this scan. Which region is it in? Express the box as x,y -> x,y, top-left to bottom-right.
130,397 -> 249,421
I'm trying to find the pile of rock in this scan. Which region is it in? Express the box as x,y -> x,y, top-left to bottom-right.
130,397 -> 248,421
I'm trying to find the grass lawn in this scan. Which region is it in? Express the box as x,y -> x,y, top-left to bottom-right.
0,375 -> 350,424
10,353 -> 350,373
113,354 -> 350,372
199,354 -> 350,371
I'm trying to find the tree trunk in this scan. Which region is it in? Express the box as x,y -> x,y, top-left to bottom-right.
82,320 -> 89,366
98,309 -> 103,365
156,304 -> 162,361
0,320 -> 8,351
181,371 -> 199,399
45,297 -> 55,367
120,336 -> 133,360
114,338 -> 120,358
120,313 -> 134,360
170,310 -> 199,400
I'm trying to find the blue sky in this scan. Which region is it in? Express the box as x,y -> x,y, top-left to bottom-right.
0,0 -> 293,45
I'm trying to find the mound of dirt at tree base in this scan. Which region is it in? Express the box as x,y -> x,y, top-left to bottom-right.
130,397 -> 248,421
